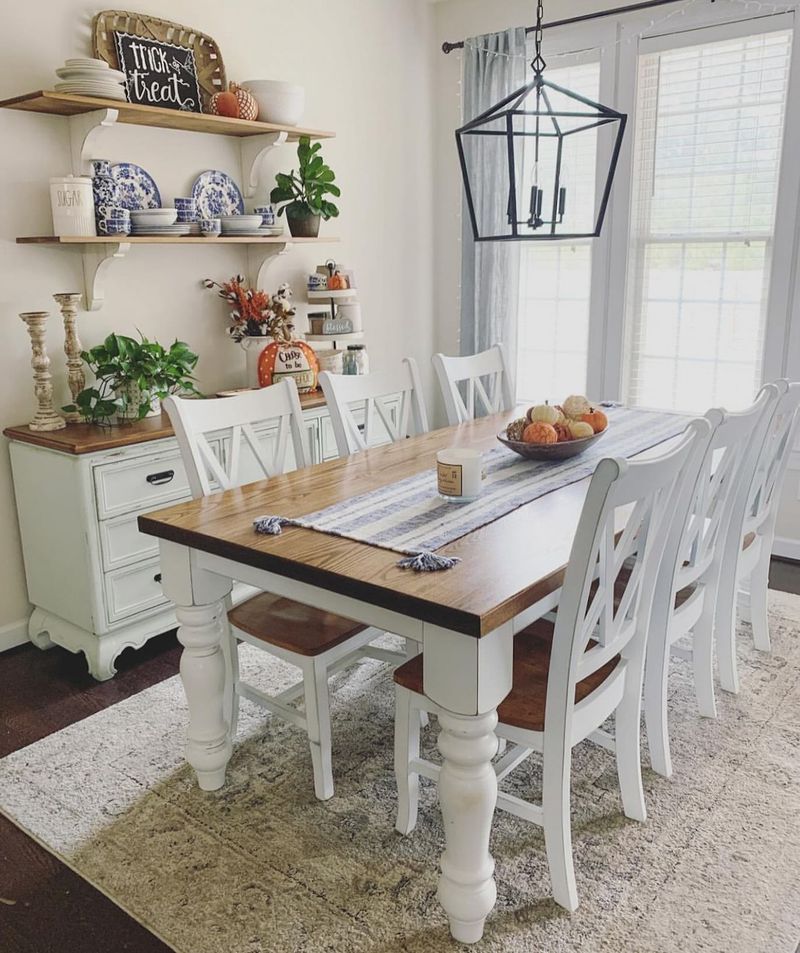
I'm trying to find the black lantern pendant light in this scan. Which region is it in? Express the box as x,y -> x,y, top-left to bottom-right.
456,1 -> 627,242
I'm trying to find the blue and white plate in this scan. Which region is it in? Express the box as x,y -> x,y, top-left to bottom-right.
191,170 -> 245,218
111,163 -> 161,210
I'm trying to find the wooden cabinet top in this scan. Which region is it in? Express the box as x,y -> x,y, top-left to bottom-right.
4,391 -> 328,455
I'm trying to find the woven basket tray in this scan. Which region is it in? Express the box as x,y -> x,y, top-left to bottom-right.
92,10 -> 227,111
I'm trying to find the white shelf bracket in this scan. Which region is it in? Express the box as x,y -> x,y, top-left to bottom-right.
240,131 -> 288,199
80,241 -> 131,311
68,108 -> 120,175
250,242 -> 293,290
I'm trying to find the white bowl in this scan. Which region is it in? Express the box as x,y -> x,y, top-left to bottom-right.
220,214 -> 262,228
64,57 -> 109,69
131,208 -> 178,224
56,66 -> 125,82
242,80 -> 305,126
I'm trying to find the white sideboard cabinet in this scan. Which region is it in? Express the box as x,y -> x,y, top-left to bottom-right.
4,393 -> 399,679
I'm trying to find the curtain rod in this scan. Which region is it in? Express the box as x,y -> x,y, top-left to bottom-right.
441,0 -> 702,53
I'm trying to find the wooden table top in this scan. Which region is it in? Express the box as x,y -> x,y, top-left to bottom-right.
3,391 -> 328,455
139,412 -> 606,638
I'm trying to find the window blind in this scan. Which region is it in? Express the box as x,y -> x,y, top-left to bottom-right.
623,26 -> 793,412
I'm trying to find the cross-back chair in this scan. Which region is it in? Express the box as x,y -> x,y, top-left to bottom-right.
642,385 -> 778,778
164,381 -> 403,801
393,419 -> 708,912
432,344 -> 513,425
715,379 -> 800,693
319,358 -> 429,457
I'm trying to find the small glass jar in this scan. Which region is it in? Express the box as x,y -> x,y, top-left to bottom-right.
342,344 -> 369,375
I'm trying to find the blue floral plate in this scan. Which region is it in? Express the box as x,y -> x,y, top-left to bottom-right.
191,170 -> 245,218
110,163 -> 162,210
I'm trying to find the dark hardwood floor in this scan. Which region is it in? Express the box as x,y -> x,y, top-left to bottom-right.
1,558 -> 799,951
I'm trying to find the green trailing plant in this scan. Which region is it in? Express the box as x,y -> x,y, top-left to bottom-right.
270,135 -> 340,220
63,332 -> 200,425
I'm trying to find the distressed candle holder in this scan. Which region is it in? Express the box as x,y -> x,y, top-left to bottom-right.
19,311 -> 66,432
53,293 -> 85,424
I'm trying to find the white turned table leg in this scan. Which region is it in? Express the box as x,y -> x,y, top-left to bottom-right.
176,602 -> 233,791
436,708 -> 499,944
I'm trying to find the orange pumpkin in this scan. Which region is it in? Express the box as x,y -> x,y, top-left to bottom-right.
522,422 -> 558,445
553,422 -> 572,443
231,83 -> 258,121
258,340 -> 319,393
210,90 -> 239,118
581,407 -> 608,433
328,271 -> 348,291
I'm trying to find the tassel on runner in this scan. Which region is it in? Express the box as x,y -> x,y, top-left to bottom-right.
396,551 -> 461,572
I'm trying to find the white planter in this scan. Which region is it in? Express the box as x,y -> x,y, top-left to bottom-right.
239,336 -> 268,387
241,79 -> 305,126
115,382 -> 161,420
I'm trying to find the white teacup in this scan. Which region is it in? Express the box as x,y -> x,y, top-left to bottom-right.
437,448 -> 484,503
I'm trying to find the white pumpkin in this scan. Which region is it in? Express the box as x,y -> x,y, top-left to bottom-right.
527,402 -> 560,426
562,394 -> 592,419
568,419 -> 595,439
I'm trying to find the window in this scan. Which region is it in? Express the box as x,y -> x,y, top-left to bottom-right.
623,26 -> 793,411
516,59 -> 600,401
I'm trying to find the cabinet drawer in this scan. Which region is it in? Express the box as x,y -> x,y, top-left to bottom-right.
94,451 -> 190,519
103,558 -> 169,625
99,508 -> 185,571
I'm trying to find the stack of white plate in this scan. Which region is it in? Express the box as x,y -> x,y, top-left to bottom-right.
220,214 -> 274,236
130,208 -> 189,236
55,57 -> 126,101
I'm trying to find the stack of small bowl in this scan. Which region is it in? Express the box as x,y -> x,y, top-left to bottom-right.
130,209 -> 190,237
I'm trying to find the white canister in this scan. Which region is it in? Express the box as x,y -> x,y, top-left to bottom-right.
436,448 -> 485,503
316,348 -> 344,374
336,301 -> 362,332
49,175 -> 96,237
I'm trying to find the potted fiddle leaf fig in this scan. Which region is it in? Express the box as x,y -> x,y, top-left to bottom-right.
270,135 -> 340,238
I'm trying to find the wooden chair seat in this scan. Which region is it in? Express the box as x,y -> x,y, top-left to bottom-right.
228,593 -> 367,657
394,618 -> 621,733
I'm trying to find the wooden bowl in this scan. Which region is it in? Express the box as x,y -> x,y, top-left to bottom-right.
497,428 -> 606,460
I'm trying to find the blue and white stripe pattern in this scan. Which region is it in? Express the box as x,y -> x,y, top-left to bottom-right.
254,408 -> 688,570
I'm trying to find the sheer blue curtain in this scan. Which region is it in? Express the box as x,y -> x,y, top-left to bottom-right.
459,26 -> 527,379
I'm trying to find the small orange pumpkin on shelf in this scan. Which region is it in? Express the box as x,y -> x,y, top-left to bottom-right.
581,407 -> 608,433
231,83 -> 258,121
209,88 -> 239,118
328,270 -> 349,291
522,421 -> 558,445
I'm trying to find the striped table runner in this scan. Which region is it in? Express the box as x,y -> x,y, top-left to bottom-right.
255,408 -> 688,570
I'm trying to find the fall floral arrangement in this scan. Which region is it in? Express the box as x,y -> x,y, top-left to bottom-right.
203,275 -> 297,342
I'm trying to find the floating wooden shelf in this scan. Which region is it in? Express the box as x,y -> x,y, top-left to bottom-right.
307,289 -> 359,300
17,235 -> 338,245
0,91 -> 335,140
306,332 -> 365,343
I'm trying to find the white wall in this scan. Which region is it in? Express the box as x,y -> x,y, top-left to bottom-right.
0,0 -> 436,642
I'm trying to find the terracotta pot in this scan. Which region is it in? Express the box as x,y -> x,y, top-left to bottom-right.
286,207 -> 321,238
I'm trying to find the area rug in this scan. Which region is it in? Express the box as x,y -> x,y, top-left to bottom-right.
1,595 -> 799,953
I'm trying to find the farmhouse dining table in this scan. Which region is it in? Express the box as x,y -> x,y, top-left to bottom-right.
137,410 -> 663,943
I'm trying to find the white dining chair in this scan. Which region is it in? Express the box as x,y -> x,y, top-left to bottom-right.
432,344 -> 513,425
715,379 -> 800,695
164,381 -> 404,801
392,418 -> 708,912
642,385 -> 778,778
318,358 -> 429,457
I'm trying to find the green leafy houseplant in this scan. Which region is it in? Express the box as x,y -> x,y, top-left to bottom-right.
270,135 -> 340,237
64,332 -> 200,425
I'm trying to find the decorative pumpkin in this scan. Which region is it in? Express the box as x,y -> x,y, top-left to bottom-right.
522,422 -> 558,445
328,271 -> 348,291
568,419 -> 595,440
506,417 -> 528,442
258,340 -> 319,393
581,407 -> 608,433
527,402 -> 560,426
562,394 -> 592,419
553,422 -> 572,443
231,82 -> 258,121
209,89 -> 239,118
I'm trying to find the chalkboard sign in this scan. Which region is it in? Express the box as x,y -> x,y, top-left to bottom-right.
114,32 -> 203,113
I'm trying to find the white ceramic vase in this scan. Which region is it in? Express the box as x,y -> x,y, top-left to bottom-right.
239,336 -> 268,388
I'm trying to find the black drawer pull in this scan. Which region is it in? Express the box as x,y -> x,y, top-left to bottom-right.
153,573 -> 162,584
146,469 -> 174,486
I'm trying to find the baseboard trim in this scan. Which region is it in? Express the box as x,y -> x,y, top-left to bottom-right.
0,617 -> 29,653
772,537 -> 800,562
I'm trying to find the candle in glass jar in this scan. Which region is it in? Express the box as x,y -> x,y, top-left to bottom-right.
437,448 -> 485,502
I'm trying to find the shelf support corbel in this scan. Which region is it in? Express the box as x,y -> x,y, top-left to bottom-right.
240,131 -> 289,199
249,242 -> 293,290
80,241 -> 131,311
68,108 -> 120,175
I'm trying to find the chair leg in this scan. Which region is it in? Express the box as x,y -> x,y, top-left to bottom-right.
303,658 -> 334,801
222,621 -> 241,739
394,686 -> 421,834
616,689 -> 647,823
644,638 -> 673,778
542,743 -> 579,912
404,638 -> 429,729
749,546 -> 772,653
691,597 -> 718,718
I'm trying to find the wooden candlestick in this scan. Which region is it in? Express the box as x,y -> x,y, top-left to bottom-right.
19,311 -> 66,432
53,293 -> 84,423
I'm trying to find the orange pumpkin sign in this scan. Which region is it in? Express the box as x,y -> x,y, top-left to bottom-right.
258,340 -> 319,393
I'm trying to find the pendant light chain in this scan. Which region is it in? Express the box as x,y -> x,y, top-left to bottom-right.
531,0 -> 547,75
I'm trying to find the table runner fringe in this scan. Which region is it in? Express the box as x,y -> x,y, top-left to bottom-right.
253,515 -> 293,536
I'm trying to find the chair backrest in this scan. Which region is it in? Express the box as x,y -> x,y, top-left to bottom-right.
741,379 -> 800,539
319,359 -> 429,458
163,379 -> 308,499
432,344 -> 513,425
545,418 -> 710,740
